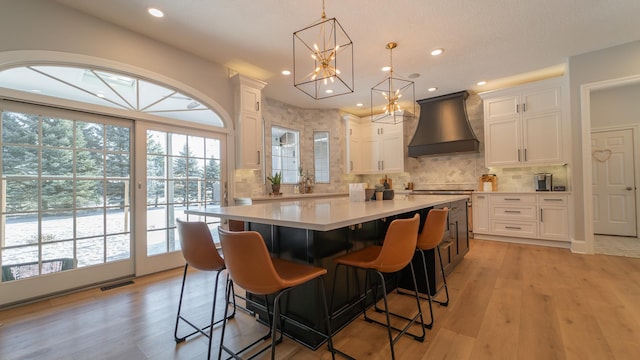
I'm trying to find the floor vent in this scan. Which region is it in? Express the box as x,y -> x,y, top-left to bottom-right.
100,280 -> 134,291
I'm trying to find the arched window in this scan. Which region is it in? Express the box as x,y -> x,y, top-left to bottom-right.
0,65 -> 223,127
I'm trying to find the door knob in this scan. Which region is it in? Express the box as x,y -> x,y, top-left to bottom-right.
626,186 -> 634,191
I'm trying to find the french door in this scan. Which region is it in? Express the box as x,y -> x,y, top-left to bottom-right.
0,101 -> 134,305
133,122 -> 226,275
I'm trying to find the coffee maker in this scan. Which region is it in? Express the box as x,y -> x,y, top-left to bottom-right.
534,173 -> 553,191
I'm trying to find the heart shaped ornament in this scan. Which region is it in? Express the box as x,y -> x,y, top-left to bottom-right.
592,149 -> 612,162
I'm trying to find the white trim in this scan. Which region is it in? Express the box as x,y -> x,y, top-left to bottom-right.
473,234 -> 571,249
580,74 -> 640,254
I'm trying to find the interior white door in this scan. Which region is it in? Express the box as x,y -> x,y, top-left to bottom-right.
591,129 -> 636,236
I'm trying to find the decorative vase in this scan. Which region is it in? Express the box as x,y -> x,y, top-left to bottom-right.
271,184 -> 281,194
375,191 -> 383,201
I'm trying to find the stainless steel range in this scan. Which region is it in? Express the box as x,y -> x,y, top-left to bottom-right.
411,188 -> 474,237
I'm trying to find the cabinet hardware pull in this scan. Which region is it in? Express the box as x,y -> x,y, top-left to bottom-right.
257,150 -> 260,165
516,104 -> 519,113
504,210 -> 521,213
524,148 -> 527,161
504,198 -> 521,201
505,226 -> 522,230
540,208 -> 543,222
477,195 -> 485,198
350,160 -> 353,171
523,103 -> 526,112
256,101 -> 259,111
518,149 -> 521,162
543,198 -> 563,201
380,127 -> 384,135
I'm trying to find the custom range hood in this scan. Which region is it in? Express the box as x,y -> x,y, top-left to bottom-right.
408,90 -> 479,157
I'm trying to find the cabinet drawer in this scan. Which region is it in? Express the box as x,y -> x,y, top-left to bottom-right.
491,194 -> 537,204
491,205 -> 537,220
537,194 -> 568,205
491,220 -> 537,238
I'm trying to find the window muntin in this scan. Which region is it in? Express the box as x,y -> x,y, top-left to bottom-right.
271,126 -> 300,184
145,130 -> 222,255
0,66 -> 223,127
314,131 -> 330,183
1,108 -> 132,281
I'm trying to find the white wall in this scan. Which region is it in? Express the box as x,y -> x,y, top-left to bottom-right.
568,40 -> 640,243
591,83 -> 640,128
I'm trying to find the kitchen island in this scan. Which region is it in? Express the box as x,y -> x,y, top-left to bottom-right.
186,194 -> 469,348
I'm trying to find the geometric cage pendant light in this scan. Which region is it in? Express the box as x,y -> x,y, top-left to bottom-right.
371,42 -> 415,125
293,0 -> 354,99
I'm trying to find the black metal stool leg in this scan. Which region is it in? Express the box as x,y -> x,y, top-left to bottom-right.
435,247 -> 450,306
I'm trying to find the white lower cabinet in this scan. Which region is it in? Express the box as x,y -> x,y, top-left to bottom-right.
538,195 -> 570,240
472,193 -> 570,243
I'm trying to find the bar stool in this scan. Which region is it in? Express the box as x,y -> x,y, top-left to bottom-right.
331,214 -> 425,360
398,207 -> 450,328
217,228 -> 337,360
174,219 -> 236,360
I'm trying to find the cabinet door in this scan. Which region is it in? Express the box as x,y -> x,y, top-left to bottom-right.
472,194 -> 490,233
238,111 -> 262,169
521,112 -> 562,164
346,119 -> 362,173
521,86 -> 560,114
539,206 -> 569,240
380,131 -> 404,173
485,117 -> 521,166
240,86 -> 261,114
485,95 -> 519,120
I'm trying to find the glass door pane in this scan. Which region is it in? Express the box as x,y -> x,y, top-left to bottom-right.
135,123 -> 226,275
1,102 -> 134,305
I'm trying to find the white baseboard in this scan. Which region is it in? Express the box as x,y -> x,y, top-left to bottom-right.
473,233 -> 571,249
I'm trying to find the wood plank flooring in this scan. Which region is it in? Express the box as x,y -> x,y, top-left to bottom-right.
1,239 -> 639,359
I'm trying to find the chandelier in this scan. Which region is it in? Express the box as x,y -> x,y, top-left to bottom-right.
371,42 -> 415,124
293,0 -> 354,99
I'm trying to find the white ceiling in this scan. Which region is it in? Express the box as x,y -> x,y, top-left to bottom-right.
55,0 -> 640,116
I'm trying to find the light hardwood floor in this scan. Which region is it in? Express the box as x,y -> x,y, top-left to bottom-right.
1,239 -> 639,359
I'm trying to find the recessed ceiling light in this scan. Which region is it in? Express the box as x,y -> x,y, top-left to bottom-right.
31,89 -> 41,93
428,87 -> 438,92
281,70 -> 291,76
356,103 -> 363,107
148,8 -> 164,18
381,66 -> 391,72
477,81 -> 487,86
96,93 -> 105,98
325,89 -> 333,94
430,48 -> 444,56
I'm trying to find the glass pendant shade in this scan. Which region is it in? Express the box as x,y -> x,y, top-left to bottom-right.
293,14 -> 353,99
371,42 -> 415,125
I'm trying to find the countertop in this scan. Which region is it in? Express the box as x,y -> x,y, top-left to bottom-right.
234,192 -> 348,204
187,194 -> 469,231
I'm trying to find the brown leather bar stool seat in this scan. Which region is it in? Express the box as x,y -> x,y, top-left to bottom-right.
398,207 -> 450,328
218,228 -> 337,360
331,214 -> 425,360
174,219 -> 236,360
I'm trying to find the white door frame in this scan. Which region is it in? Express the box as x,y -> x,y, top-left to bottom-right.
580,74 -> 640,253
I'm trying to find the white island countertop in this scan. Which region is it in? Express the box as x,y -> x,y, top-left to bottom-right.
187,194 -> 469,231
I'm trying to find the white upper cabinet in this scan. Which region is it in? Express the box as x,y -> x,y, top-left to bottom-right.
232,74 -> 266,170
481,78 -> 565,167
355,116 -> 405,174
344,114 -> 362,174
